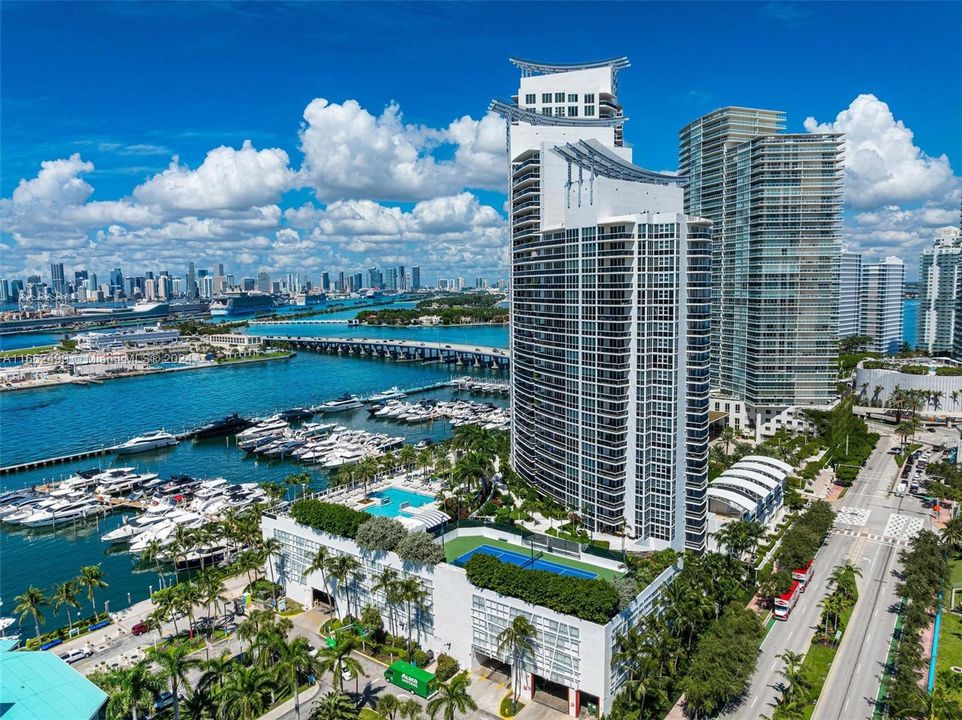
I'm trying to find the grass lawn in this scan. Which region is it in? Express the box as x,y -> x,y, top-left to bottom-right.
216,351 -> 292,364
795,591 -> 858,719
442,535 -> 622,580
0,344 -> 58,359
935,559 -> 962,705
359,710 -> 385,720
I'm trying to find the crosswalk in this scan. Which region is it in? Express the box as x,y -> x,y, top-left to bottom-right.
835,507 -> 871,527
882,513 -> 924,542
831,527 -> 912,548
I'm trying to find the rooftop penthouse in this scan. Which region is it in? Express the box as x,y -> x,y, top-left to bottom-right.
261,472 -> 678,716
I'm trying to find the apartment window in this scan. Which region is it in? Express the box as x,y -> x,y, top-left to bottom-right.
584,93 -> 595,103
584,105 -> 595,117
554,107 -> 565,117
525,93 -> 536,104
541,108 -> 552,116
554,92 -> 565,103
567,93 -> 578,102
568,106 -> 579,117
542,93 -> 552,104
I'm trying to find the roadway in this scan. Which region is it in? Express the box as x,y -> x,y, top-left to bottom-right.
724,428 -> 936,719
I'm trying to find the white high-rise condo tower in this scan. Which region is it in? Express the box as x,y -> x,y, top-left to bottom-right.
838,251 -> 862,340
919,227 -> 962,355
679,108 -> 844,428
492,56 -> 711,552
860,256 -> 905,355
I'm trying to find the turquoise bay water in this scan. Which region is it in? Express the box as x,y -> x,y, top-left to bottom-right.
903,297 -> 917,348
0,348 -> 506,631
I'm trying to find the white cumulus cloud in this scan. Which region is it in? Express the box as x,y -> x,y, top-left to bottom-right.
133,140 -> 295,212
804,94 -> 957,210
297,99 -> 503,202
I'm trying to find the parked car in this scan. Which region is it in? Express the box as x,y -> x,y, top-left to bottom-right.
59,647 -> 92,664
131,622 -> 149,636
154,691 -> 183,712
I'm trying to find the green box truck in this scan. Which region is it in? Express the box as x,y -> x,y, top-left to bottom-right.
383,660 -> 437,698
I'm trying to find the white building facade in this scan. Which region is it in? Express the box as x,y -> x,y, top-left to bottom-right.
838,251 -> 862,340
919,227 -> 962,355
679,108 -> 844,426
492,57 -> 710,551
860,256 -> 905,355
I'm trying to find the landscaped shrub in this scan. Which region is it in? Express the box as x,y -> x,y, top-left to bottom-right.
900,364 -> 930,375
290,499 -> 369,539
464,553 -> 620,623
395,531 -> 445,567
435,653 -> 460,682
355,516 -> 406,554
936,366 -> 962,376
776,500 -> 835,572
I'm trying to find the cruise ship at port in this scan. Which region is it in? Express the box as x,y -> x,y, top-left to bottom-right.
209,292 -> 275,316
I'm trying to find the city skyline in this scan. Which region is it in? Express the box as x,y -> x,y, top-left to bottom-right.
2,2 -> 960,281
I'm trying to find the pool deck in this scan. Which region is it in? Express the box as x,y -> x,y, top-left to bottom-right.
442,535 -> 622,580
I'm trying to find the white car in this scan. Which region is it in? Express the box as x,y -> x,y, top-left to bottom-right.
60,647 -> 93,664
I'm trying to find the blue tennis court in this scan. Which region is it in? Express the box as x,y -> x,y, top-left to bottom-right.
452,543 -> 597,579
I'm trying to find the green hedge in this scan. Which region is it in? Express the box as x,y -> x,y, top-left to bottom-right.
464,553 -> 620,624
900,364 -> 930,375
290,499 -> 369,539
936,366 -> 962,376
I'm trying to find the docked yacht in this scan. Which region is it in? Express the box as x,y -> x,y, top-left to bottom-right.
316,394 -> 363,413
236,416 -> 289,440
190,413 -> 253,440
49,469 -> 103,496
115,430 -> 180,455
21,498 -> 103,527
369,386 -> 407,402
100,507 -> 172,543
0,492 -> 38,519
4,496 -> 63,524
94,469 -> 157,496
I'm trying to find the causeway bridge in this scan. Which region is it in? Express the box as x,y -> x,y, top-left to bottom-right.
261,335 -> 510,370
248,319 -> 359,326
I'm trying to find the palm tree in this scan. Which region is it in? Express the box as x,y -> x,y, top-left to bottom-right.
115,660 -> 166,720
353,457 -> 380,497
180,687 -> 216,720
272,635 -> 322,720
176,580 -> 202,638
377,693 -> 400,720
828,563 -> 862,602
195,570 -> 227,625
820,592 -> 848,634
940,515 -> 962,555
496,615 -> 537,713
316,637 -> 365,693
51,580 -> 81,634
720,426 -> 736,454
326,554 -> 360,620
152,587 -> 181,637
14,586 -> 47,640
309,691 -> 357,720
218,664 -> 273,720
777,650 -> 811,708
397,445 -> 418,473
398,697 -> 423,720
372,568 -> 400,635
260,536 -> 284,607
142,537 -> 168,588
305,546 -> 332,609
397,577 -> 427,656
77,564 -> 108,615
198,650 -> 234,694
153,641 -> 201,720
425,671 -> 477,720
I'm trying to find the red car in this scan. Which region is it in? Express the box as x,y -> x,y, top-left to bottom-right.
130,622 -> 149,636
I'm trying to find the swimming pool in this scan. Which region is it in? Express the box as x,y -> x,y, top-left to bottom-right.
452,543 -> 598,579
362,487 -> 435,518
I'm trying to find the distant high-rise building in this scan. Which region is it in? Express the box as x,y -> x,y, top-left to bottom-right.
0,279 -> 9,303
73,270 -> 88,284
411,266 -> 421,290
384,268 -> 398,291
321,272 -> 330,292
337,271 -> 345,293
353,272 -> 363,292
50,262 -> 66,294
919,227 -> 962,354
242,277 -> 256,291
367,267 -> 379,289
109,268 -> 124,296
680,107 -> 843,422
475,276 -> 486,289
838,252 -> 862,340
397,266 -> 406,292
257,272 -> 271,293
186,261 -> 198,299
438,279 -> 449,291
217,263 -> 225,277
200,275 -> 215,300
9,279 -> 24,302
493,55 -> 709,551
860,256 -> 905,355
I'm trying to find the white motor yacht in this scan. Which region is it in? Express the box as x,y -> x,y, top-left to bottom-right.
316,394 -> 363,413
94,471 -> 157,496
236,416 -> 289,440
115,430 -> 180,455
369,386 -> 407,402
4,497 -> 63,524
21,499 -> 102,527
193,478 -> 229,500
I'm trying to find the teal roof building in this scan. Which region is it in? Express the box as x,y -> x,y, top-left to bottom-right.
0,641 -> 107,719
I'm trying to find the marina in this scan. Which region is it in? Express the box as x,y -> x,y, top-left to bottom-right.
0,348 -> 508,630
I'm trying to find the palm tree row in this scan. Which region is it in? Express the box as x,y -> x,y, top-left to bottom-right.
14,563 -> 108,641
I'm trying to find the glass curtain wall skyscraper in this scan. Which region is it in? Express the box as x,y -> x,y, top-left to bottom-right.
679,108 -> 843,424
493,56 -> 710,551
919,227 -> 962,354
860,256 -> 905,355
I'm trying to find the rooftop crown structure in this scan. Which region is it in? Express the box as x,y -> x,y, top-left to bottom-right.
492,57 -> 711,551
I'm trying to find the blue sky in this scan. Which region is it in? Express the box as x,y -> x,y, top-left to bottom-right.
2,1 -> 960,283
